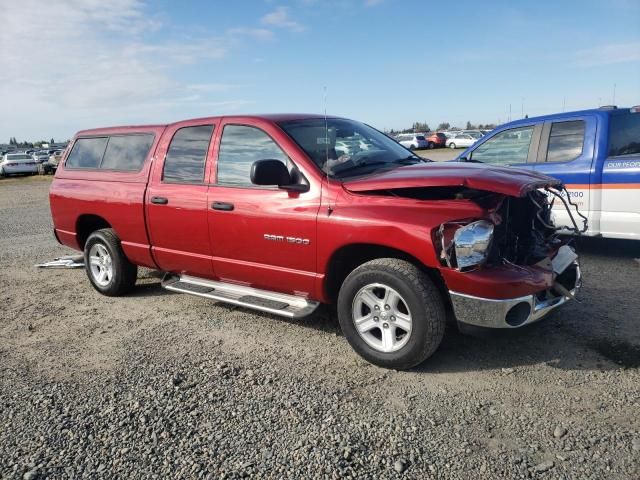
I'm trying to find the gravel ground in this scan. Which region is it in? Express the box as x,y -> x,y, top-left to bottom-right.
1,176 -> 639,479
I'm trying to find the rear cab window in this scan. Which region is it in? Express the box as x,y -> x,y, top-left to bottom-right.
545,120 -> 585,163
162,125 -> 214,184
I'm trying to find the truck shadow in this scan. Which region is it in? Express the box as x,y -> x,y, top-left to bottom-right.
129,237 -> 639,373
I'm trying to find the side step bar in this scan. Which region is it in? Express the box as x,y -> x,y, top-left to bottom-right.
161,274 -> 320,319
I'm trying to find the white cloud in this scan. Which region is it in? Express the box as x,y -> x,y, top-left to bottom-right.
228,27 -> 275,41
0,0 -> 255,140
574,42 -> 640,67
261,6 -> 305,32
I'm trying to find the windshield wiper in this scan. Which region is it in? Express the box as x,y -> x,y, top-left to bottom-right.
396,155 -> 426,164
332,161 -> 390,176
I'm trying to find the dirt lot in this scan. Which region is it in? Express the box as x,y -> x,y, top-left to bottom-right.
1,176 -> 639,479
415,147 -> 459,161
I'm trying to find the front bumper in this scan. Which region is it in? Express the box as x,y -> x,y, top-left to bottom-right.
450,262 -> 581,329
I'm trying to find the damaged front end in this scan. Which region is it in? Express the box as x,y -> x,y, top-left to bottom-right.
436,185 -> 587,329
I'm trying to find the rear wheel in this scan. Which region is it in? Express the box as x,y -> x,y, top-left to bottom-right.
449,143 -> 456,149
409,144 -> 416,150
428,141 -> 435,149
337,258 -> 445,370
84,228 -> 137,296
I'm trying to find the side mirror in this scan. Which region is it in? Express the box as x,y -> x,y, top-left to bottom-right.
250,159 -> 310,192
251,159 -> 291,186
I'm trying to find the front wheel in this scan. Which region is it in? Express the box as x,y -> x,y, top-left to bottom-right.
428,142 -> 435,149
84,228 -> 137,296
337,258 -> 445,370
449,143 -> 456,149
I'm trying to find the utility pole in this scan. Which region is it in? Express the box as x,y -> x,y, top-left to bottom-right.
508,104 -> 512,122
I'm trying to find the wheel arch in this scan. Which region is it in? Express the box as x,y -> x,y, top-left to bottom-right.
75,214 -> 112,249
323,243 -> 448,305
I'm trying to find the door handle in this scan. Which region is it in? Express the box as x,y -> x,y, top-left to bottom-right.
150,196 -> 168,205
211,201 -> 234,211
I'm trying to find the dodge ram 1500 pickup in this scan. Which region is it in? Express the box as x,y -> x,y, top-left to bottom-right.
50,114 -> 584,369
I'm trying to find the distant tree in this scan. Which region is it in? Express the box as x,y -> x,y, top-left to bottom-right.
50,137 -> 55,144
411,122 -> 430,132
466,121 -> 474,130
437,122 -> 450,131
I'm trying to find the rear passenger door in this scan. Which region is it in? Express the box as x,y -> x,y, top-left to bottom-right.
146,121 -> 217,278
532,116 -> 595,232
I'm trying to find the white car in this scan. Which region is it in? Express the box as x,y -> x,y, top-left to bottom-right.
32,151 -> 50,164
395,133 -> 428,150
0,153 -> 39,176
446,133 -> 478,149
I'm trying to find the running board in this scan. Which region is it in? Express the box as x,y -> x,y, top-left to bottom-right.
161,274 -> 320,319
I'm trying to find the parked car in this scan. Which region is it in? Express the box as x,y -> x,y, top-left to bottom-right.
0,153 -> 39,176
456,105 -> 640,240
42,151 -> 63,174
424,132 -> 447,149
32,151 -> 50,164
463,130 -> 483,139
49,114 -> 581,370
395,133 -> 428,150
446,133 -> 478,149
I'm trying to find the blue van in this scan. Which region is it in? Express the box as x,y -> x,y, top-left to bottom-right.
456,106 -> 640,240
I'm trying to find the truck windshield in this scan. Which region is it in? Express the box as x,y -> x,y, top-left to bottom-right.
278,118 -> 425,178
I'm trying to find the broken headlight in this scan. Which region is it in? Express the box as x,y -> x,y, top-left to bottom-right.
439,220 -> 494,270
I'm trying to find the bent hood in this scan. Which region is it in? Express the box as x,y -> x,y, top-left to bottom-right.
342,162 -> 561,197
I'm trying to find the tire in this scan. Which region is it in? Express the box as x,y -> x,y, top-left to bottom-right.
84,228 -> 137,296
337,258 -> 445,370
428,142 -> 435,149
449,143 -> 456,149
409,145 -> 416,151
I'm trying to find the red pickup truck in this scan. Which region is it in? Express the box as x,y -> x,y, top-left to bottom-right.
50,114 -> 582,369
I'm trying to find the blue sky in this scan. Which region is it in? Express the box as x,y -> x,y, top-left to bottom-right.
1,0 -> 639,140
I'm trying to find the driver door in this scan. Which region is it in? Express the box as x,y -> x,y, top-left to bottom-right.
207,120 -> 321,296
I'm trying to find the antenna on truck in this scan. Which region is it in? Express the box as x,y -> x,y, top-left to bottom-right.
324,85 -> 333,215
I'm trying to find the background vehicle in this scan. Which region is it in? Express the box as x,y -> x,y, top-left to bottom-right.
395,133 -> 428,150
32,151 -> 49,164
446,133 -> 477,149
456,106 -> 640,240
42,150 -> 63,174
49,114 -> 580,370
0,153 -> 38,176
425,132 -> 447,149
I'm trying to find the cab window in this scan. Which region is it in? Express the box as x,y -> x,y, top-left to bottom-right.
545,120 -> 585,163
609,112 -> 640,157
470,126 -> 534,165
217,125 -> 288,187
163,125 -> 214,184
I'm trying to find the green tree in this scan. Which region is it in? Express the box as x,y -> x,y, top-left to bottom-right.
466,121 -> 474,130
437,122 -> 450,131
